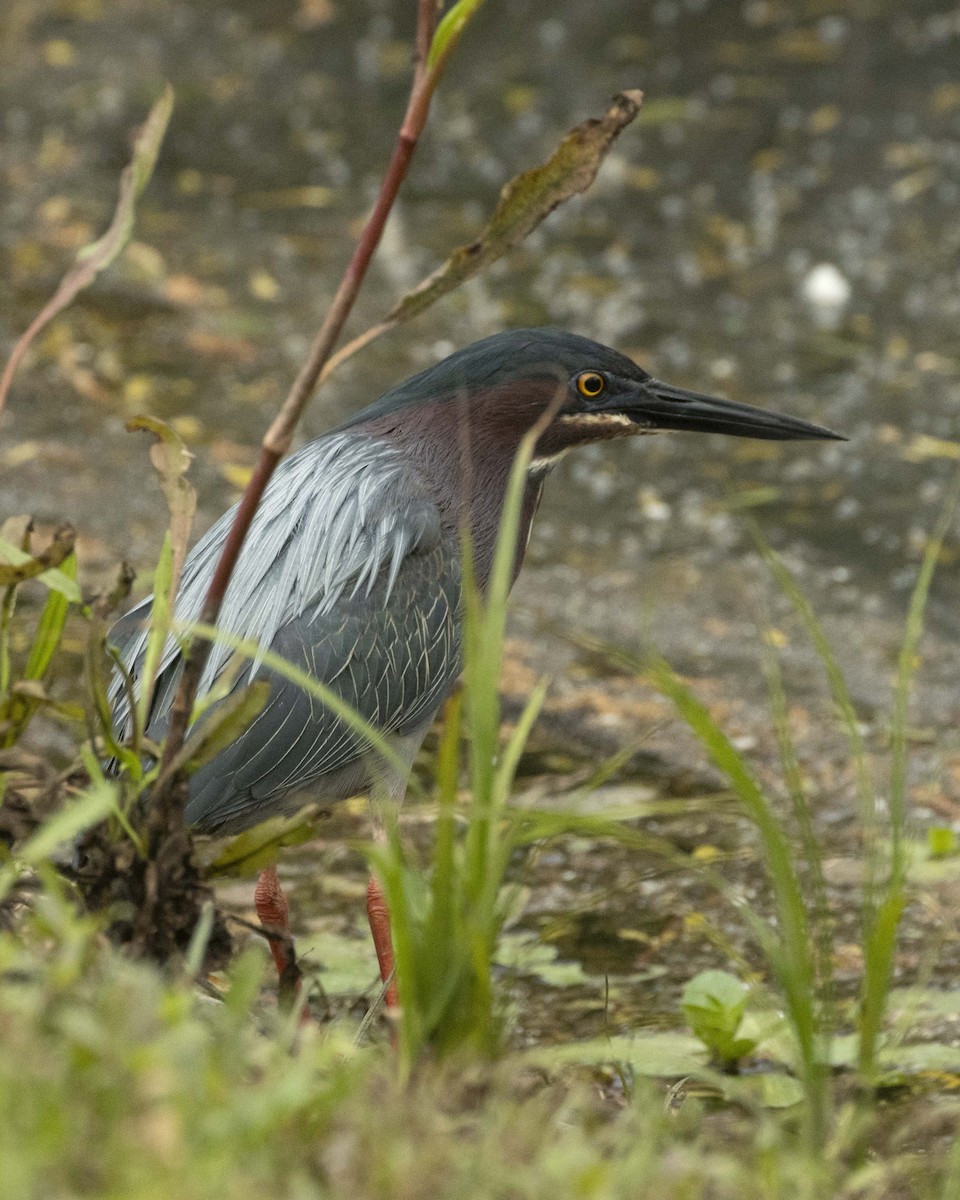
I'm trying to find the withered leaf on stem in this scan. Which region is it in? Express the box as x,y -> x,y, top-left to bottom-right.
0,524 -> 76,588
0,85 -> 174,418
126,415 -> 197,596
389,89 -> 644,323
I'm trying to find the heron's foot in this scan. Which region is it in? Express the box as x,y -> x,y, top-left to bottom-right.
255,864 -> 303,1007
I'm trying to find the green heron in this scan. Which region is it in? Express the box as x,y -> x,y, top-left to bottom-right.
111,328 -> 842,1005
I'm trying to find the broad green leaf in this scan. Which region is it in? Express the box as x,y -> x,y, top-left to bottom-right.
928,826 -> 959,859
524,1032 -> 707,1078
682,970 -> 757,1064
383,90 -> 642,329
724,1073 -> 806,1109
204,808 -> 325,877
683,969 -> 750,1020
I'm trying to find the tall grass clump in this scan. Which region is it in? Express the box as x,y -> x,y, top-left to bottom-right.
367,417 -> 550,1067
648,658 -> 831,1146
640,477 -> 960,1145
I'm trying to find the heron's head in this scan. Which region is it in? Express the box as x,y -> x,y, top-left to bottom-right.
344,328 -> 844,469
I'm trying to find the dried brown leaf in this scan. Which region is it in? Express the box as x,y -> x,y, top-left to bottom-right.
126,415 -> 197,598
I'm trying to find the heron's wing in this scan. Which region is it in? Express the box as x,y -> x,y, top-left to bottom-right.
109,432 -> 446,735
183,536 -> 460,832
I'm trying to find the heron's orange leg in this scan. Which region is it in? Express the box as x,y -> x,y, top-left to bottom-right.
254,864 -> 302,1002
366,873 -> 399,1011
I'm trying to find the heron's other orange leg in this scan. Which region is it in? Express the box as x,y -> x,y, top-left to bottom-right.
254,864 -> 302,1002
366,873 -> 399,1011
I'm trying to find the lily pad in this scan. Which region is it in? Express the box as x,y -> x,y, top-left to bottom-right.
524,1031 -> 707,1078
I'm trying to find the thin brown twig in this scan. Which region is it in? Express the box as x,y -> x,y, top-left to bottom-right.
150,3 -> 455,814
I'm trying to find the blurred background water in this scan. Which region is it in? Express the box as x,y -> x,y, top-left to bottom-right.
2,0 -> 960,725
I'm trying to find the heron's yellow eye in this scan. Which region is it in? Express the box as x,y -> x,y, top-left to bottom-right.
576,371 -> 606,398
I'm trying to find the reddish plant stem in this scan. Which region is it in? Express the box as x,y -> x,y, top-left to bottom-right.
414,0 -> 439,85
0,304 -> 58,420
151,3 -> 448,802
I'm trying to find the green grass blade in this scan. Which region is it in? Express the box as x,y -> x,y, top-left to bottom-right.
463,419 -> 540,897
857,890 -> 906,1078
86,618 -> 141,778
492,678 -> 549,810
858,469 -> 960,1081
889,472 -> 960,863
427,691 -> 463,986
136,531 -> 175,735
760,630 -> 835,1033
750,528 -> 879,938
24,552 -> 76,681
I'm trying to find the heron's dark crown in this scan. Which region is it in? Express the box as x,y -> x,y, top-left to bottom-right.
336,328 -> 647,429
335,327 -> 844,448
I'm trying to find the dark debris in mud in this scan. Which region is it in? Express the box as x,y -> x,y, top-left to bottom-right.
72,781 -> 233,972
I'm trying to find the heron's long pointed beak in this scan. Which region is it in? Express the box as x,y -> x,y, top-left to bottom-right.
620,379 -> 845,442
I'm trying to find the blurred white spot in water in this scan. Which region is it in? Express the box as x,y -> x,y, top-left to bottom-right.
751,171 -> 779,253
773,361 -> 797,385
800,263 -> 852,328
710,73 -> 735,101
637,489 -> 671,521
710,357 -> 736,382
